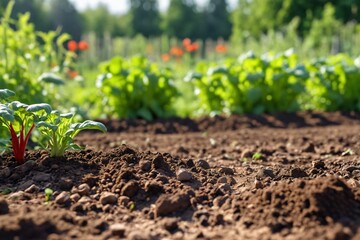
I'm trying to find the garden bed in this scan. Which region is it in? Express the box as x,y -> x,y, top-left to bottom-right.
0,112 -> 360,239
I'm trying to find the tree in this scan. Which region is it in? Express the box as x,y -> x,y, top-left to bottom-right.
232,0 -> 360,40
128,0 -> 161,37
0,0 -> 49,31
204,0 -> 232,40
47,0 -> 83,40
162,0 -> 200,39
82,4 -> 114,37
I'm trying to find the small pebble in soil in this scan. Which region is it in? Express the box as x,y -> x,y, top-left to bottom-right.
155,192 -> 191,217
78,196 -> 92,204
100,192 -> 118,205
24,184 -> 40,194
121,180 -> 140,198
139,160 -> 151,172
197,160 -> 210,169
219,167 -> 235,175
109,223 -> 126,237
78,183 -> 91,196
217,176 -> 228,184
177,169 -> 193,182
256,168 -> 275,179
70,193 -> 81,203
0,199 -> 9,215
119,196 -> 130,207
59,178 -> 74,191
55,192 -> 71,206
162,217 -> 179,232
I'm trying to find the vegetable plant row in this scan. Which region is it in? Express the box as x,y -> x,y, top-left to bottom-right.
185,50 -> 360,115
0,89 -> 106,165
96,51 -> 360,119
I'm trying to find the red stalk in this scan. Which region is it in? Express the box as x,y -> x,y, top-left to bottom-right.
9,123 -> 35,164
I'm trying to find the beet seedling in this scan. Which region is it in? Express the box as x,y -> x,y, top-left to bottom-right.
36,111 -> 107,157
0,99 -> 51,164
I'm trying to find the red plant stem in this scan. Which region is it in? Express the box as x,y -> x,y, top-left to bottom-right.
9,123 -> 35,164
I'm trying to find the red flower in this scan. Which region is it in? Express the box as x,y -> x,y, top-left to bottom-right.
182,38 -> 191,47
78,40 -> 89,51
161,53 -> 170,62
215,44 -> 227,53
186,43 -> 199,53
67,40 -> 77,52
67,69 -> 79,79
170,46 -> 183,57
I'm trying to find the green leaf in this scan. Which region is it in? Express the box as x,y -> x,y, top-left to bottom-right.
36,121 -> 58,131
184,72 -> 202,82
207,67 -> 228,76
77,120 -> 107,132
56,33 -> 71,47
60,113 -> 74,119
0,105 -> 14,122
38,72 -> 65,85
10,101 -> 28,110
0,89 -> 15,99
26,103 -> 52,115
4,0 -> 15,20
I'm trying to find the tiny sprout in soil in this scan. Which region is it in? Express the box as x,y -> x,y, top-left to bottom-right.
44,188 -> 53,203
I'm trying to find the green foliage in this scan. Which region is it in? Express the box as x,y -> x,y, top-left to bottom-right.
186,50 -> 360,116
128,0 -> 161,37
162,0 -> 200,39
96,56 -> 178,120
36,111 -> 107,157
186,50 -> 307,115
0,94 -> 51,164
0,1 -> 73,106
204,0 -> 232,40
232,0 -> 360,41
47,0 -> 83,40
304,54 -> 360,111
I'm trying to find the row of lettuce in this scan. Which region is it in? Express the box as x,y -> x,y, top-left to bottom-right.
95,51 -> 360,119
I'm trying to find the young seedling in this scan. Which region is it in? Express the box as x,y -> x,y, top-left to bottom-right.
44,188 -> 53,203
36,111 -> 107,157
0,100 -> 51,164
252,152 -> 263,160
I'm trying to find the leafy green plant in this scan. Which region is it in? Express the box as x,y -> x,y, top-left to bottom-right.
304,54 -> 360,111
0,0 -> 75,107
96,56 -> 178,120
36,111 -> 107,157
186,50 -> 308,116
0,92 -> 51,164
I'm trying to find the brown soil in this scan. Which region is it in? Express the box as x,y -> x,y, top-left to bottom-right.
1,112 -> 360,240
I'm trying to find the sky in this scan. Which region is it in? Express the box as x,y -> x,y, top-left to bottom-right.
69,0 -> 238,14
